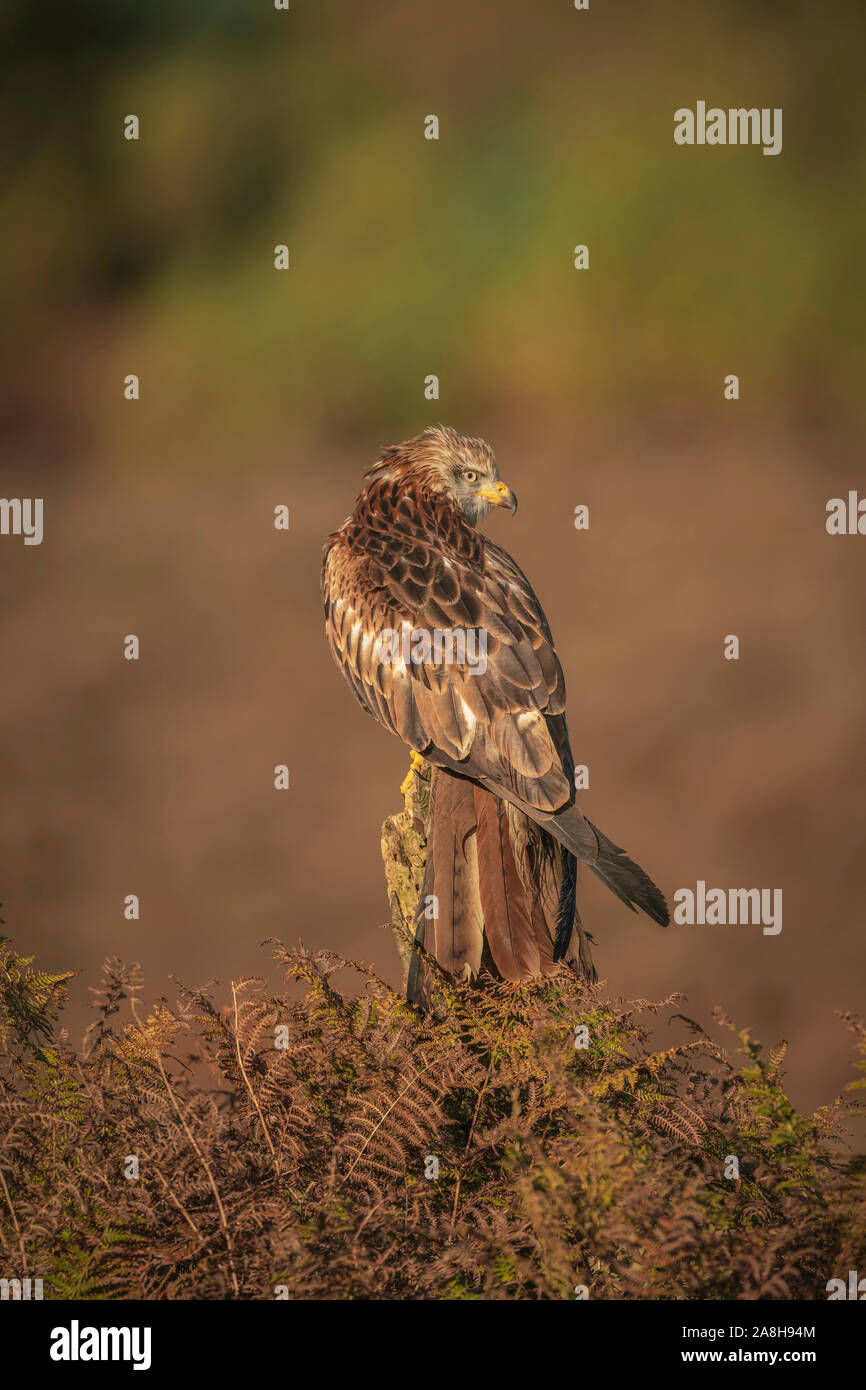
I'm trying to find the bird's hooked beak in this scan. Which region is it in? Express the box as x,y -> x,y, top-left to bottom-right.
477,479 -> 518,514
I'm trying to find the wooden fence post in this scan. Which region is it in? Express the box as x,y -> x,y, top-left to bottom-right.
380,758 -> 431,994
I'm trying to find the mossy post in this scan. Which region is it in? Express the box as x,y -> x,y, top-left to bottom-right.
380,758 -> 431,993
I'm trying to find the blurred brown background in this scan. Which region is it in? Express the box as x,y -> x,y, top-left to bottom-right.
1,0 -> 864,1121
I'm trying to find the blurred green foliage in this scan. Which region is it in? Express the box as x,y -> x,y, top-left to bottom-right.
1,0 -> 864,460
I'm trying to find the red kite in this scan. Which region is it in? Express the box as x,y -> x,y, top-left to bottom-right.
322,427 -> 668,1002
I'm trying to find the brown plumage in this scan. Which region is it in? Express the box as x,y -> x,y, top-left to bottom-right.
322,425 -> 668,1003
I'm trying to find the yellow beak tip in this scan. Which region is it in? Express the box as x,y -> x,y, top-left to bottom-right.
480,482 -> 518,514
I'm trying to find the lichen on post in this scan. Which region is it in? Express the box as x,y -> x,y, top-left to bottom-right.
380,757 -> 431,993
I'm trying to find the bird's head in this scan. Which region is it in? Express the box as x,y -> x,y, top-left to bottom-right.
366,425 -> 517,526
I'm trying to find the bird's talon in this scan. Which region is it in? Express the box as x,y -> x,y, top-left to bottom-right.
400,750 -> 426,794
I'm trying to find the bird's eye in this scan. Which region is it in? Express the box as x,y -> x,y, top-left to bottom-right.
462,470 -> 478,484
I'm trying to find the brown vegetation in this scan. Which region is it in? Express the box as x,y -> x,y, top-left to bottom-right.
1,914 -> 863,1300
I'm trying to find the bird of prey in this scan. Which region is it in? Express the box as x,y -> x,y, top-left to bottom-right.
322,426 -> 668,1003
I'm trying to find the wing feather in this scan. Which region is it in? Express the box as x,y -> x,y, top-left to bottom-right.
321,481 -> 575,816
